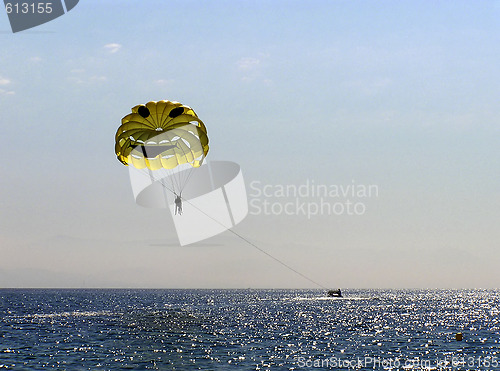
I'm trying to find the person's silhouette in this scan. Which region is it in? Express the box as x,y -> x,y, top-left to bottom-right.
174,194 -> 182,215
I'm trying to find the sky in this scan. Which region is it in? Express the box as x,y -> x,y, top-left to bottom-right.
0,0 -> 499,288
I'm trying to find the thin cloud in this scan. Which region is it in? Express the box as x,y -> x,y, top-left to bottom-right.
104,43 -> 122,54
237,57 -> 260,71
68,73 -> 107,85
0,88 -> 15,96
236,56 -> 273,84
0,76 -> 13,94
90,75 -> 107,82
0,76 -> 10,85
155,79 -> 173,86
263,79 -> 274,86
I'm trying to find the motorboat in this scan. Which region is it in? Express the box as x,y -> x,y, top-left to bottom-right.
327,289 -> 342,298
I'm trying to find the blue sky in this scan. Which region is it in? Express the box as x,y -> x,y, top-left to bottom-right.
1,1 -> 499,288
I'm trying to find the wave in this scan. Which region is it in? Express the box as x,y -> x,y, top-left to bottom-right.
12,310 -> 118,319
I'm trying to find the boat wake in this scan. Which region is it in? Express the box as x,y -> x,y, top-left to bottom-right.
293,296 -> 369,301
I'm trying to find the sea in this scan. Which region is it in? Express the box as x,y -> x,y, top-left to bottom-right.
0,289 -> 499,370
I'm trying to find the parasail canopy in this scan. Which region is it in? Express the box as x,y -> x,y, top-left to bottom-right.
115,100 -> 209,195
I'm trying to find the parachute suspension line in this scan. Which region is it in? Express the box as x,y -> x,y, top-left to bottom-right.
169,171 -> 177,196
178,156 -> 198,196
182,164 -> 196,194
134,167 -> 178,197
171,135 -> 200,196
174,143 -> 188,195
180,197 -> 328,290
165,161 -> 181,196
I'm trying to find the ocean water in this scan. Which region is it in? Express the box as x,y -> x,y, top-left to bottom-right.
0,289 -> 499,370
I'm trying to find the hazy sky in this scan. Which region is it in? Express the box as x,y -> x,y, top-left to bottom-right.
1,1 -> 499,288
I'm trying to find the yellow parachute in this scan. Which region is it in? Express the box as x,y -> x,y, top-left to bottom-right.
115,100 -> 209,195
115,100 -> 209,171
